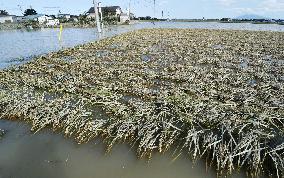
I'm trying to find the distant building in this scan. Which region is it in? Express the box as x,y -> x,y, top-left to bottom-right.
276,19 -> 284,23
221,18 -> 232,22
46,19 -> 60,26
23,14 -> 57,25
87,6 -> 122,19
0,15 -> 17,23
58,14 -> 71,20
16,16 -> 25,23
38,15 -> 53,24
24,14 -> 46,21
253,19 -> 274,23
120,13 -> 130,23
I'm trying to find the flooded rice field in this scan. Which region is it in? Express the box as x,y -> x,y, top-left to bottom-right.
0,119 -> 249,178
0,28 -> 283,177
1,22 -> 284,69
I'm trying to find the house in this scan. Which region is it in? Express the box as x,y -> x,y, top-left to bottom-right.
24,14 -> 54,24
58,14 -> 71,20
16,16 -> 25,23
120,13 -> 130,23
87,6 -> 122,19
38,15 -> 53,24
276,19 -> 284,23
0,15 -> 17,23
46,19 -> 60,27
24,14 -> 46,21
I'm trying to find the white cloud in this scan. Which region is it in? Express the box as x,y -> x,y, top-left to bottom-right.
233,1 -> 284,16
259,0 -> 284,12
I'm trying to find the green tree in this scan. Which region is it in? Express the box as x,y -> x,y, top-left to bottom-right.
0,10 -> 9,15
24,8 -> 37,16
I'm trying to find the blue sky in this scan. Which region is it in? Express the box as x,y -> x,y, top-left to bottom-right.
1,0 -> 284,19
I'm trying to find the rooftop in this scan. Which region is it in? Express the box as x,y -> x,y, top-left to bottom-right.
88,6 -> 121,13
24,14 -> 46,20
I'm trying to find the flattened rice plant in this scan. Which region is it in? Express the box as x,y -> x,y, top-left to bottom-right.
0,29 -> 283,177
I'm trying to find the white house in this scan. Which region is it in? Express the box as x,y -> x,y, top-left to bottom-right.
87,6 -> 122,19
46,19 -> 60,27
37,15 -> 53,24
23,14 -> 59,25
120,13 -> 130,23
0,15 -> 17,23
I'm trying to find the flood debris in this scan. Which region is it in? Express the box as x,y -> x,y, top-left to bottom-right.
0,29 -> 283,177
0,129 -> 5,138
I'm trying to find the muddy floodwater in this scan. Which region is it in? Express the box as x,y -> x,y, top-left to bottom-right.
0,120 -> 247,178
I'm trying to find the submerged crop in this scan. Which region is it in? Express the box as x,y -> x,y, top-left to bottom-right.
0,29 -> 283,177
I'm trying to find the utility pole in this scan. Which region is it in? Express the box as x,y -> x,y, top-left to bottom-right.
98,2 -> 103,29
128,0 -> 131,16
153,0 -> 156,19
93,0 -> 101,33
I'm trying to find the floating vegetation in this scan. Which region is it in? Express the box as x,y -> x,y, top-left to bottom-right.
0,129 -> 5,138
0,29 -> 283,177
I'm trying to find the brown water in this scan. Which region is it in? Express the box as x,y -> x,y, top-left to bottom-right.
0,120 -> 250,178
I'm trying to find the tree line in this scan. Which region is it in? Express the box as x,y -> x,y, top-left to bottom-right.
0,8 -> 38,16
